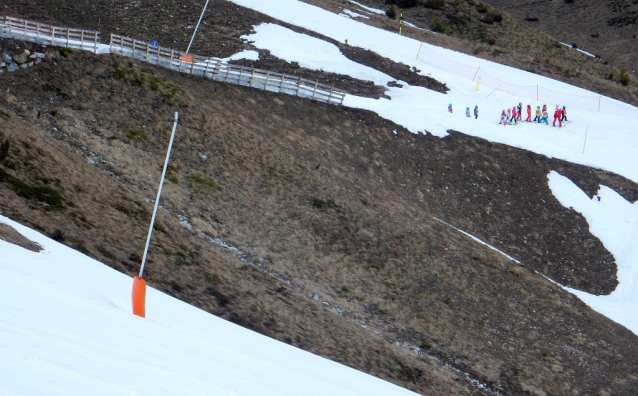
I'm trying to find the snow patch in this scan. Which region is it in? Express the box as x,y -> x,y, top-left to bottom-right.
547,171 -> 638,337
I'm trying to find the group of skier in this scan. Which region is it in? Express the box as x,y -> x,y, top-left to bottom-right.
448,102 -> 569,127
499,102 -> 568,127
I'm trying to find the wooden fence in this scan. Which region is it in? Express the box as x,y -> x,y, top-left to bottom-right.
109,34 -> 346,106
0,15 -> 101,53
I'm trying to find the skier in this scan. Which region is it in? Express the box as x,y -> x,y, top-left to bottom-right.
510,106 -> 518,124
526,104 -> 532,122
542,104 -> 547,114
499,109 -> 507,125
553,105 -> 563,127
534,106 -> 542,122
540,107 -> 549,125
448,104 -> 453,113
517,102 -> 523,121
506,108 -> 512,124
474,105 -> 479,119
560,106 -> 568,122
466,107 -> 471,117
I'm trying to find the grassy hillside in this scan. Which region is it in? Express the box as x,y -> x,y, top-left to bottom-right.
1,0 -> 638,394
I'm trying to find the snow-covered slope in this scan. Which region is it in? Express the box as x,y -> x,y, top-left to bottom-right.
0,215 -> 415,395
230,0 -> 638,186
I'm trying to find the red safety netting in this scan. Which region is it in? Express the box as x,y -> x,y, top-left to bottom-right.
415,44 -> 638,119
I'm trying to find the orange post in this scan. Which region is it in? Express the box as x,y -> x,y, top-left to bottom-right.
132,276 -> 147,318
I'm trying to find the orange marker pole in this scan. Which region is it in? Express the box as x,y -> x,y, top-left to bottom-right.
132,112 -> 179,317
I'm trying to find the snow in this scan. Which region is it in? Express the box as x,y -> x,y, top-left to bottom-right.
0,214 -> 417,395
548,172 -> 638,337
226,49 -> 260,61
348,1 -> 385,15
433,217 -> 521,264
341,9 -> 370,20
227,0 -> 638,187
560,42 -> 596,58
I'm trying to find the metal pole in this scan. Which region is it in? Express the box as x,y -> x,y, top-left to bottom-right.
186,0 -> 210,54
139,112 -> 179,278
582,126 -> 589,154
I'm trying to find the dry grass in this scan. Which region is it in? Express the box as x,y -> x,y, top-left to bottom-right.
0,47 -> 636,393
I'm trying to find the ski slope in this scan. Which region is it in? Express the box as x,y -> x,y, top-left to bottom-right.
0,215 -> 416,395
230,0 -> 638,185
229,0 -> 638,336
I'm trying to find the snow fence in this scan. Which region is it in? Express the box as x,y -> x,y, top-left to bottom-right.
416,44 -> 638,119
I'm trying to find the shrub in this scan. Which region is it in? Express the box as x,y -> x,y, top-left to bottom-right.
386,6 -> 396,19
430,17 -> 451,34
571,43 -> 578,49
125,127 -> 148,141
619,68 -> 631,86
476,3 -> 488,13
59,48 -> 73,58
187,173 -> 223,193
423,0 -> 446,10
492,13 -> 503,23
0,139 -> 10,161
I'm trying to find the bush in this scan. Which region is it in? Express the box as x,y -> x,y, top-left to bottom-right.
430,17 -> 451,34
0,139 -> 10,161
187,173 -> 223,193
125,127 -> 148,141
476,3 -> 488,13
386,6 -> 396,19
620,68 -> 631,86
423,0 -> 446,10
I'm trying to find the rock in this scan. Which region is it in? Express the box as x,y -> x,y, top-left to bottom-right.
13,53 -> 28,64
0,62 -> 5,68
23,49 -> 30,56
19,63 -> 28,69
35,59 -> 42,65
7,63 -> 19,72
35,52 -> 46,59
29,54 -> 37,59
1,53 -> 12,63
27,61 -> 34,67
0,69 -> 3,74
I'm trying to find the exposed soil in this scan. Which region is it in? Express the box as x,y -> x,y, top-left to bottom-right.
0,45 -> 637,394
0,223 -> 42,252
230,49 -> 388,99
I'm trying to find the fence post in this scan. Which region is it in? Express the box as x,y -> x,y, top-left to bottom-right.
296,78 -> 302,97
598,96 -> 601,112
279,74 -> 285,93
51,26 -> 55,47
66,28 -> 70,47
190,56 -> 195,74
36,23 -> 40,43
263,71 -> 270,90
94,31 -> 98,53
23,19 -> 27,41
472,67 -> 480,82
146,42 -> 150,61
328,85 -> 334,104
204,59 -> 211,78
80,30 -> 84,51
170,49 -> 175,70
312,81 -> 319,100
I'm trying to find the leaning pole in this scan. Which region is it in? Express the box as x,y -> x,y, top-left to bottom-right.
132,112 -> 179,318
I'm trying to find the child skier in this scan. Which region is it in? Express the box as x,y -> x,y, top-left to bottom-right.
526,104 -> 532,122
517,102 -> 523,121
510,106 -> 518,124
534,106 -> 542,122
466,107 -> 471,117
561,106 -> 568,122
448,104 -> 453,113
540,108 -> 549,125
553,105 -> 563,127
506,108 -> 512,124
499,110 -> 507,125
474,105 -> 479,119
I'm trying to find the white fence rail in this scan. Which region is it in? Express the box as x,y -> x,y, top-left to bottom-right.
109,34 -> 346,106
0,15 -> 101,53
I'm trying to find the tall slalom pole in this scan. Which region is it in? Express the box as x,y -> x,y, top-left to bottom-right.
132,112 -> 180,318
186,0 -> 211,54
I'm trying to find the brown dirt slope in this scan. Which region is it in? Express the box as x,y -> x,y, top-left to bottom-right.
0,39 -> 637,394
478,0 -> 638,70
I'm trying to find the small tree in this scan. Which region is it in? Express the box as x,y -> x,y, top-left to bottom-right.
430,17 -> 451,34
0,139 -> 10,161
619,68 -> 631,86
386,6 -> 397,20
